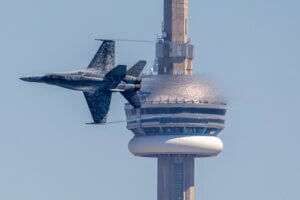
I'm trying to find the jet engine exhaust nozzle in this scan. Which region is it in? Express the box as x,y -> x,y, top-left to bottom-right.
135,84 -> 141,91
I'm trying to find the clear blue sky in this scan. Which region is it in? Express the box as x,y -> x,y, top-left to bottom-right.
1,0 -> 299,199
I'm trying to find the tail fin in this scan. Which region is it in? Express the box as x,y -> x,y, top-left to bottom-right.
126,60 -> 146,77
104,65 -> 127,82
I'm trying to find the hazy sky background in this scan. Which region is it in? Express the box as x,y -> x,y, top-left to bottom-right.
0,0 -> 300,199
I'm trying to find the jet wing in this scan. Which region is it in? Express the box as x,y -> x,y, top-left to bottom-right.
87,40 -> 115,73
121,91 -> 141,108
84,90 -> 112,124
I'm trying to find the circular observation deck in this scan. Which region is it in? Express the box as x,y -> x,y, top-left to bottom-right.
125,75 -> 227,137
128,135 -> 223,157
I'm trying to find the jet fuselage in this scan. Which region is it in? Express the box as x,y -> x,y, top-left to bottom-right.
21,70 -> 140,93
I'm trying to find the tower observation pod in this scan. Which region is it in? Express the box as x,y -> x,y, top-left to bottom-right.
124,0 -> 227,200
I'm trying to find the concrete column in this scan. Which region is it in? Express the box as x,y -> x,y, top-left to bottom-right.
164,0 -> 188,42
157,0 -> 193,76
157,155 -> 195,200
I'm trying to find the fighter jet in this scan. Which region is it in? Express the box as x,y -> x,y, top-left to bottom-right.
20,40 -> 146,124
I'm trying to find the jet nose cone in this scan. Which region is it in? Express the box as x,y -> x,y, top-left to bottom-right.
20,76 -> 31,82
20,76 -> 43,82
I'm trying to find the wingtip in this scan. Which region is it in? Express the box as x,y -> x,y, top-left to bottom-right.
95,38 -> 114,42
85,122 -> 106,125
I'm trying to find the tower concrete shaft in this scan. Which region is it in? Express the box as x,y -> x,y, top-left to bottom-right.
157,155 -> 195,200
164,0 -> 189,43
157,0 -> 194,75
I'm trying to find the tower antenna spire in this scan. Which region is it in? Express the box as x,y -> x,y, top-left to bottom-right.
156,0 -> 194,75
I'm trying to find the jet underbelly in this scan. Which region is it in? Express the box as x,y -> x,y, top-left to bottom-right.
53,79 -> 107,92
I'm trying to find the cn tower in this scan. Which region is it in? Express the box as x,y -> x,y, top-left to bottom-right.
125,0 -> 226,199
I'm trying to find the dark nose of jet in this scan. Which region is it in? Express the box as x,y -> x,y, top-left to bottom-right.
20,77 -> 30,81
20,76 -> 43,82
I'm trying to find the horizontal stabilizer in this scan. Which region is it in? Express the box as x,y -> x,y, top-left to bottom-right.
127,60 -> 146,77
121,91 -> 141,108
